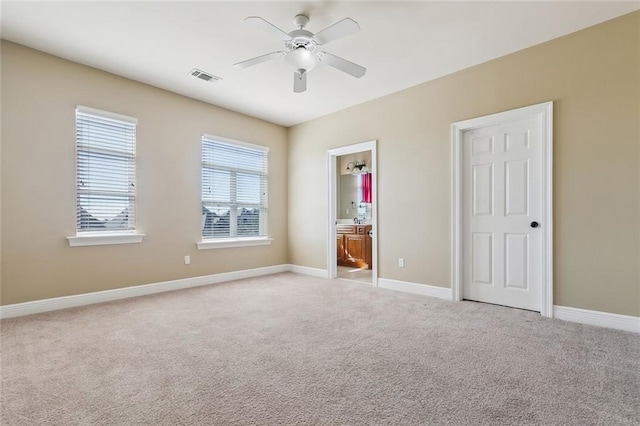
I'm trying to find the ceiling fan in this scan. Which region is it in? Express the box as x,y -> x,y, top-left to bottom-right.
233,14 -> 367,93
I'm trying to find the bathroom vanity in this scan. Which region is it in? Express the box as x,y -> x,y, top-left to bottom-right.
336,224 -> 372,269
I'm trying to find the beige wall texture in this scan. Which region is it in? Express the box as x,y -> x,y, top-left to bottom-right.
1,41 -> 288,305
288,12 -> 640,316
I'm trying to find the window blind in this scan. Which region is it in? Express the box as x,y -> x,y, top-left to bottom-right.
75,106 -> 137,233
201,136 -> 268,239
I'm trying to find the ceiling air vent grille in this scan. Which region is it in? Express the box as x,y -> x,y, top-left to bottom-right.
190,68 -> 221,83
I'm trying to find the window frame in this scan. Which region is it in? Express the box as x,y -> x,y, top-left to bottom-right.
67,105 -> 144,247
198,134 -> 271,250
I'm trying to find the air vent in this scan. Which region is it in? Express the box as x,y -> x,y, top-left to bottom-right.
190,68 -> 221,83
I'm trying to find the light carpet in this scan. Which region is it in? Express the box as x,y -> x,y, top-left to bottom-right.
1,272 -> 639,425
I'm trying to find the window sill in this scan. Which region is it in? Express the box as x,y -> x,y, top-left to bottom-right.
197,237 -> 273,250
67,233 -> 145,247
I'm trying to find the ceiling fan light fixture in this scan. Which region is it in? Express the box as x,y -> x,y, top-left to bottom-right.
286,47 -> 318,72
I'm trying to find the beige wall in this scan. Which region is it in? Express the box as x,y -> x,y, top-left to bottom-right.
288,12 -> 640,316
1,41 -> 288,305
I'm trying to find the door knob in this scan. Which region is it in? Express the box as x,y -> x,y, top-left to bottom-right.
367,230 -> 374,237
530,221 -> 540,228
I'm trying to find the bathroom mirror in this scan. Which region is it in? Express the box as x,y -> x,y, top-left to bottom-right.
337,152 -> 373,223
338,173 -> 372,221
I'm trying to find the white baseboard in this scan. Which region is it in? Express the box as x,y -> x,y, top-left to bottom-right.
4,265 -> 637,335
0,264 -> 289,319
378,278 -> 452,301
287,264 -> 328,278
553,305 -> 640,334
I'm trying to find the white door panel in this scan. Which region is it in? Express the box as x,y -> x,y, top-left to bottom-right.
505,160 -> 528,216
472,232 -> 493,284
472,164 -> 493,216
463,117 -> 543,311
504,233 -> 528,289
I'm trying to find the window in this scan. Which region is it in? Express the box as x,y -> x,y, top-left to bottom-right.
199,135 -> 270,249
67,106 -> 143,247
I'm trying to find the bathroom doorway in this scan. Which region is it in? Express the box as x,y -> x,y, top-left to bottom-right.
327,141 -> 377,286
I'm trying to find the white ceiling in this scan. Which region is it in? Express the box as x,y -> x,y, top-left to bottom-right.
2,1 -> 638,127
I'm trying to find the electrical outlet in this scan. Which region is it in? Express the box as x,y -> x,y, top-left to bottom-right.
398,258 -> 405,268
184,255 -> 191,265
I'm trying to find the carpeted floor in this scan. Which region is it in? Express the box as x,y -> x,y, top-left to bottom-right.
1,272 -> 639,425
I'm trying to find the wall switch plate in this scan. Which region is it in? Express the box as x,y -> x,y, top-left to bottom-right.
398,258 -> 405,268
184,255 -> 191,265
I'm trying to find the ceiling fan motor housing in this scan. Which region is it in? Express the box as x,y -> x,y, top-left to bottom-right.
286,30 -> 317,52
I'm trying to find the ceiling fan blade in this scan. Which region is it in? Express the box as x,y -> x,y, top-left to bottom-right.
233,51 -> 286,69
294,70 -> 307,93
318,52 -> 366,78
313,18 -> 360,45
245,16 -> 292,41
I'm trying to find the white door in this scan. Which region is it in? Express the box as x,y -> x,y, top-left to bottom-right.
463,116 -> 543,311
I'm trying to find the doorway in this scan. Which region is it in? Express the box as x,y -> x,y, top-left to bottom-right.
328,141 -> 377,286
451,102 -> 553,317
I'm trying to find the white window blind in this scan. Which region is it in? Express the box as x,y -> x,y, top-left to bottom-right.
201,135 -> 268,239
75,106 -> 137,233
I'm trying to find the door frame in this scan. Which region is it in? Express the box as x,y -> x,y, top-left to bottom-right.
451,102 -> 553,317
327,140 -> 378,287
